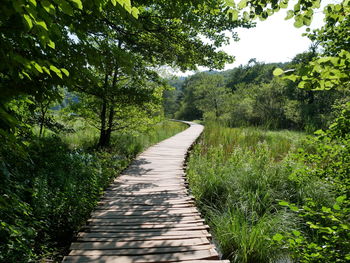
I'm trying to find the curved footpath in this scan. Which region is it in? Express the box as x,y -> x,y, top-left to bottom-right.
63,122 -> 228,263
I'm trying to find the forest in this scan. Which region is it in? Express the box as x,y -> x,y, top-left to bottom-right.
0,0 -> 349,262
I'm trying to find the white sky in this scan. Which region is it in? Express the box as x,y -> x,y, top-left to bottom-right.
223,9 -> 325,69
173,5 -> 325,76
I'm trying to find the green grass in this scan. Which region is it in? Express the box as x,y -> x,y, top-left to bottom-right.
187,123 -> 332,263
111,120 -> 189,156
61,119 -> 188,152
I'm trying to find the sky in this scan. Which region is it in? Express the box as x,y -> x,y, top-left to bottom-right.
222,8 -> 325,69
173,5 -> 325,76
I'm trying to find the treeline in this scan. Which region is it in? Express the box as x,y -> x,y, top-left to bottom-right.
165,55 -> 349,132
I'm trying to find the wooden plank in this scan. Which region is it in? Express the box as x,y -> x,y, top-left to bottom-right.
99,198 -> 195,205
85,222 -> 206,228
63,248 -> 218,262
102,192 -> 189,197
90,213 -> 201,219
87,218 -> 205,225
105,188 -> 188,194
68,245 -> 215,256
107,185 -> 187,190
96,204 -> 194,210
113,180 -> 186,184
86,222 -> 205,227
76,234 -> 212,242
70,238 -> 210,250
82,225 -> 209,232
104,187 -> 187,192
92,207 -> 198,215
77,230 -> 210,238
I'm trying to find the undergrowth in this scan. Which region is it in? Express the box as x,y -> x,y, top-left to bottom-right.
187,123 -> 333,263
0,120 -> 187,263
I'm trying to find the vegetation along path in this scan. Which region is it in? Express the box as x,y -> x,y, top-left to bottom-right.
63,121 -> 228,263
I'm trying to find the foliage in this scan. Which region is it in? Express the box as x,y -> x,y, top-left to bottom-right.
176,73 -> 231,122
274,196 -> 350,263
226,0 -> 323,26
273,1 -> 350,92
186,123 -> 331,262
0,120 -> 186,262
273,102 -> 350,262
171,60 -> 348,131
162,77 -> 186,118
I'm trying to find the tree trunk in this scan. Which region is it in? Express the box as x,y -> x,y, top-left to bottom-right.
39,102 -> 48,137
102,66 -> 119,147
97,72 -> 110,148
98,99 -> 108,147
105,105 -> 115,146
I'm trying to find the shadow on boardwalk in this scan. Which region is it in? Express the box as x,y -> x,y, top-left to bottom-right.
62,122 -> 228,263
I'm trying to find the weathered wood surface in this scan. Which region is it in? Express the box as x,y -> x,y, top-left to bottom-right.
63,121 -> 228,263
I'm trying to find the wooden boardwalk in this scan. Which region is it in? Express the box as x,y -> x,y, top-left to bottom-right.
63,122 -> 228,263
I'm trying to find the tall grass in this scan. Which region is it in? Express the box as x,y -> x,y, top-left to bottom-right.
110,121 -> 188,157
187,123 -> 332,263
60,119 -> 188,151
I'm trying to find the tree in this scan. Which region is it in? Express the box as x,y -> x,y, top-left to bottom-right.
192,74 -> 231,120
0,0 -> 140,131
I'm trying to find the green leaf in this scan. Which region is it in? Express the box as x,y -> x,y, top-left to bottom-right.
340,224 -> 349,230
290,205 -> 299,212
280,1 -> 288,9
61,68 -> 69,77
279,200 -> 289,206
294,15 -> 303,28
69,0 -> 83,10
292,230 -> 301,237
36,21 -> 48,31
232,10 -> 239,20
58,1 -> 74,16
32,62 -> 43,73
42,66 -> 51,76
41,0 -> 56,14
225,0 -> 236,8
333,204 -> 340,210
273,68 -> 284,76
336,195 -> 346,203
131,7 -> 139,19
111,0 -> 117,6
23,14 -> 33,29
285,10 -> 294,20
118,0 -> 132,13
48,40 -> 55,49
243,11 -> 249,20
28,0 -> 37,7
50,65 -> 63,78
238,0 -> 247,9
321,206 -> 331,213
21,70 -> 32,80
273,233 -> 284,242
303,16 -> 312,26
295,238 -> 303,243
285,74 -> 298,82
